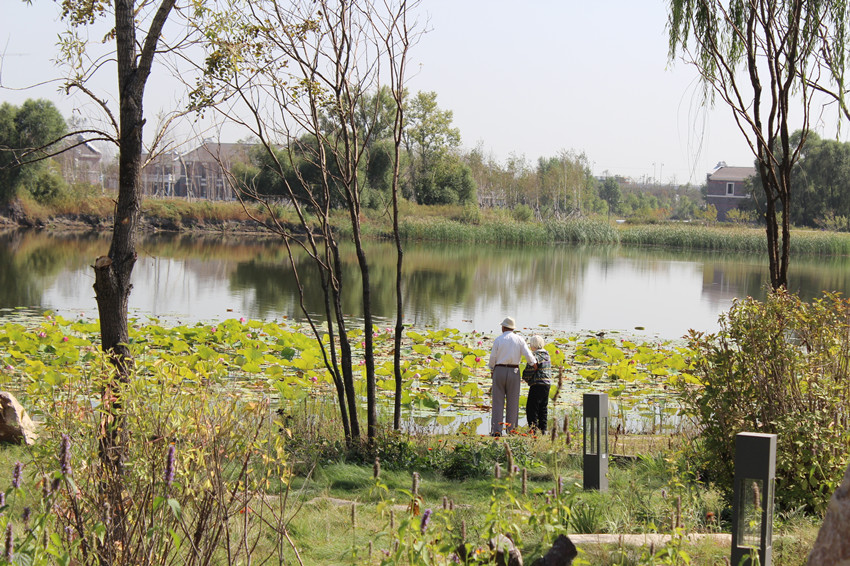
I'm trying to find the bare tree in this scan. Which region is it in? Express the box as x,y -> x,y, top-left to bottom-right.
668,0 -> 850,289
193,0 -> 420,442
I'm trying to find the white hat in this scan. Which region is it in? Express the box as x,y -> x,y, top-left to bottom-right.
501,317 -> 516,330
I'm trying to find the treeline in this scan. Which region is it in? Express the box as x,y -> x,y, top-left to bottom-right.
2,95 -> 708,222
467,150 -> 706,221
0,100 -> 69,204
789,131 -> 850,231
14,97 -> 850,230
740,131 -> 850,231
226,88 -> 709,221
231,89 -> 476,210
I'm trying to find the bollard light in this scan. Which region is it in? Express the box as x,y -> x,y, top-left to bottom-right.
582,392 -> 608,491
731,432 -> 777,566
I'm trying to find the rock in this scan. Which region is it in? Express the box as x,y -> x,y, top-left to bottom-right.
531,535 -> 578,566
489,534 -> 523,566
808,463 -> 850,565
0,392 -> 38,445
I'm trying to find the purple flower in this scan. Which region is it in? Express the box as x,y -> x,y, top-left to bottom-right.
59,434 -> 71,476
0,492 -> 5,509
21,507 -> 30,523
11,462 -> 21,490
164,445 -> 176,488
4,523 -> 12,561
420,508 -> 432,534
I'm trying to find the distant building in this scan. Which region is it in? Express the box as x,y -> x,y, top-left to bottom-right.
704,162 -> 756,220
141,141 -> 253,200
55,135 -> 103,188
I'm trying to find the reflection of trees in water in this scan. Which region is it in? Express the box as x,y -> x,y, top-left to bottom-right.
224,241 -> 591,326
0,231 -> 105,312
395,242 -> 589,327
139,232 -> 283,263
697,253 -> 850,306
613,246 -> 850,307
8,229 -> 850,327
0,231 -> 593,326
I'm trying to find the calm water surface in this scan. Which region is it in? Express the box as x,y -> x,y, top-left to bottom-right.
3,229 -> 850,339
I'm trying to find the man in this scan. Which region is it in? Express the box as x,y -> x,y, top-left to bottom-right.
488,316 -> 537,437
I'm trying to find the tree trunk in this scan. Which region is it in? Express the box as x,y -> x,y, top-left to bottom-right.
330,242 -> 361,439
93,1 -> 175,562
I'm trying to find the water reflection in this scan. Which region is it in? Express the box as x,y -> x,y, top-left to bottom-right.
4,229 -> 850,338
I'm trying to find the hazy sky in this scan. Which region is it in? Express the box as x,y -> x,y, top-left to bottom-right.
0,0 -> 791,185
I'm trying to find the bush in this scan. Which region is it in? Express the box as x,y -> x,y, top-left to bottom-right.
25,162 -> 68,203
460,203 -> 481,225
511,204 -> 534,222
724,208 -> 756,225
681,290 -> 850,512
11,327 -> 294,564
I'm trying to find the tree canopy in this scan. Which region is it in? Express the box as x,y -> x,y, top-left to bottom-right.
0,99 -> 67,204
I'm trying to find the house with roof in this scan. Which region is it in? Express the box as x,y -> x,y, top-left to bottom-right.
704,162 -> 757,220
55,135 -> 104,188
141,141 -> 252,200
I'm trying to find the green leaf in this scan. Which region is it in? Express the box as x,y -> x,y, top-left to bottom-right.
167,498 -> 182,520
169,529 -> 183,549
437,384 -> 457,397
412,344 -> 432,355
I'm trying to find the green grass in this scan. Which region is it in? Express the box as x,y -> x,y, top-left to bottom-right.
17,192 -> 850,257
619,223 -> 850,255
397,216 -> 619,245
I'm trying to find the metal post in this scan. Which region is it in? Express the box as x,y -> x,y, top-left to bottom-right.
731,432 -> 777,566
582,392 -> 608,491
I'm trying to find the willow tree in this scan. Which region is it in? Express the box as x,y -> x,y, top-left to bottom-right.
193,0 -> 419,442
668,0 -> 849,289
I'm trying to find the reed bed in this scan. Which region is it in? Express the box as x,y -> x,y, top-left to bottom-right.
619,223 -> 850,255
398,216 -> 619,245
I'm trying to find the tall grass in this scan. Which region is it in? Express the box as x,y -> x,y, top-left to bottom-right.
620,223 -> 850,255
19,193 -> 850,257
398,216 -> 619,245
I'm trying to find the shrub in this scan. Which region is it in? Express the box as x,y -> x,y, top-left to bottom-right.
18,349 -> 294,564
511,204 -> 534,222
460,203 -> 481,225
25,162 -> 68,203
724,208 -> 756,225
680,290 -> 850,512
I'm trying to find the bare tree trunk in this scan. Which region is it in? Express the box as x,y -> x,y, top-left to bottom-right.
91,2 -> 176,562
330,242 -> 361,439
388,3 -> 411,431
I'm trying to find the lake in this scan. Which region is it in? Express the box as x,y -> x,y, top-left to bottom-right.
3,229 -> 850,339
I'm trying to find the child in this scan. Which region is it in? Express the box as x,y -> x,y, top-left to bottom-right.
522,335 -> 552,433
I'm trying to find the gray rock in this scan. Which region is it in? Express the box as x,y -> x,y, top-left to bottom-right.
808,463 -> 850,566
0,392 -> 38,445
489,534 -> 523,566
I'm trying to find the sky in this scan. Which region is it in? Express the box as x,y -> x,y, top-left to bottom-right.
0,0 -> 790,185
